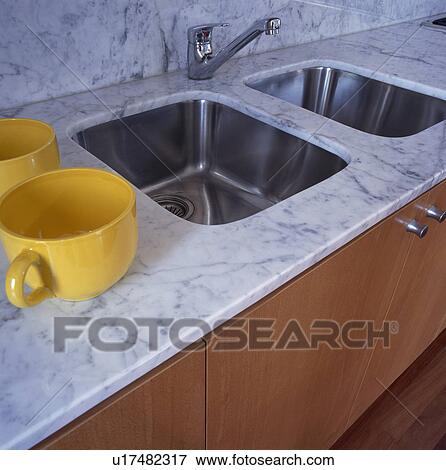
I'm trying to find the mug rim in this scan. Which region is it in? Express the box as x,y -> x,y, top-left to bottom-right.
0,168 -> 136,244
0,118 -> 56,164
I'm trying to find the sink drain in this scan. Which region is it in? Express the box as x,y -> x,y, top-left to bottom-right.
152,194 -> 195,220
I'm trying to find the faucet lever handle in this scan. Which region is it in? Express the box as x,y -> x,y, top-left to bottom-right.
188,23 -> 229,44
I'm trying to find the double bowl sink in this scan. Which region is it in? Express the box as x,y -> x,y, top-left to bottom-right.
74,66 -> 446,225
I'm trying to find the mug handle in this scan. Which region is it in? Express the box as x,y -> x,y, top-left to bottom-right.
5,250 -> 54,308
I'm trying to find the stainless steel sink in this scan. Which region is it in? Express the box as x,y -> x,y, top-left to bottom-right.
74,100 -> 347,225
248,66 -> 446,137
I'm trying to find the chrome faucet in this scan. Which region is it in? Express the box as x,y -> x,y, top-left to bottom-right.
187,17 -> 281,80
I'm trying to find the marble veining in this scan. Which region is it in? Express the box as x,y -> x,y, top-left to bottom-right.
1,18 -> 446,448
1,0 -> 446,109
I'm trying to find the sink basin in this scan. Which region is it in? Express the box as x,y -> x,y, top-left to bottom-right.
248,66 -> 446,137
74,100 -> 347,225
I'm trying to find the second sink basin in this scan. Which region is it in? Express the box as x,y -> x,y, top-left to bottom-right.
248,66 -> 446,137
75,100 -> 347,224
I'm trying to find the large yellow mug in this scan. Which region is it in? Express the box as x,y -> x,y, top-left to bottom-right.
0,168 -> 138,308
0,118 -> 60,195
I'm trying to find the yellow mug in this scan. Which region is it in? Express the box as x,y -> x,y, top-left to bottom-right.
0,118 -> 60,195
0,168 -> 138,308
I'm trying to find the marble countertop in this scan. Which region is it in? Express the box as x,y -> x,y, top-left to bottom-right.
1,18 -> 446,449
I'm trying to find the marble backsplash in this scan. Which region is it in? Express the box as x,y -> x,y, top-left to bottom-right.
1,0 -> 445,110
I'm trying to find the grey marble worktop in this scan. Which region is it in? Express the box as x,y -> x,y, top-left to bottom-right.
1,17 -> 446,448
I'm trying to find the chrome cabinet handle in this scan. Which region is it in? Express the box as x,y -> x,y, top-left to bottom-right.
406,219 -> 429,238
425,205 -> 446,223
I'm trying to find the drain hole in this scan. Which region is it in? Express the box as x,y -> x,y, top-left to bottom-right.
152,194 -> 195,220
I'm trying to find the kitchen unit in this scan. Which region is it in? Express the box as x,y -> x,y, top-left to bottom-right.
34,178 -> 446,449
1,16 -> 446,450
206,180 -> 446,449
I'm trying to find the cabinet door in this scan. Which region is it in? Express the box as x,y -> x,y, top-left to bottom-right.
351,182 -> 446,425
206,195 -> 428,449
36,342 -> 206,450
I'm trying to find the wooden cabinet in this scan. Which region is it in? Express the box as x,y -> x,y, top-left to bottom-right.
386,181 -> 446,358
35,342 -> 206,450
350,181 -> 446,424
206,190 -> 432,449
35,181 -> 446,450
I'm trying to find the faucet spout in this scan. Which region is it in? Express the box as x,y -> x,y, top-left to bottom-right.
264,18 -> 281,35
187,17 -> 281,80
